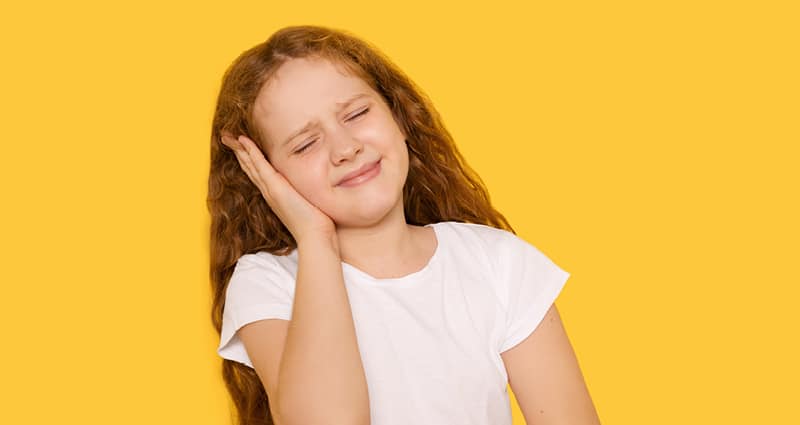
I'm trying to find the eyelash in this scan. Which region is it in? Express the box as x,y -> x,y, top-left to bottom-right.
294,107 -> 370,154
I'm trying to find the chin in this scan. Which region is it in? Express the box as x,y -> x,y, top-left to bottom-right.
333,196 -> 400,227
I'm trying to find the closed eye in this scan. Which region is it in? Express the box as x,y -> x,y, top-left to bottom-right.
348,107 -> 369,121
293,108 -> 370,154
294,138 -> 317,154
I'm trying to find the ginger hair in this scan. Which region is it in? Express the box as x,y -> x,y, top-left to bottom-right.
207,24 -> 514,425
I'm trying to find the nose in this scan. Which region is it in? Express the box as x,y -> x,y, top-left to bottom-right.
331,131 -> 363,164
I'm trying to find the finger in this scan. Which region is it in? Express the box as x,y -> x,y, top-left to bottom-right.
231,149 -> 257,182
232,145 -> 278,206
233,144 -> 261,181
238,136 -> 278,181
220,133 -> 241,150
232,149 -> 267,194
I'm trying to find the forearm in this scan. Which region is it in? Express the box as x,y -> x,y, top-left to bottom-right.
277,235 -> 370,425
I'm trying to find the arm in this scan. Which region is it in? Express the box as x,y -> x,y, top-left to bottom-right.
238,234 -> 370,425
500,303 -> 601,425
238,319 -> 289,425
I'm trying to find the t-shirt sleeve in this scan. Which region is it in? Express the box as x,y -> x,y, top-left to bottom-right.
217,253 -> 295,368
495,232 -> 571,353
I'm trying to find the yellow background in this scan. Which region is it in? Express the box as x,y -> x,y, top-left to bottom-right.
1,1 -> 797,423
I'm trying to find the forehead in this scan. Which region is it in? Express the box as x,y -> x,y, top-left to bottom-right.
254,59 -> 372,136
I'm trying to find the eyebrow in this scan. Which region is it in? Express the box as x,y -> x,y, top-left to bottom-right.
280,93 -> 371,149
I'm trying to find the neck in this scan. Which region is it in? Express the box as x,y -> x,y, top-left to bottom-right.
334,204 -> 419,274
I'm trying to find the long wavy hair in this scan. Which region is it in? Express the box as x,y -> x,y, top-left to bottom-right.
208,24 -> 515,425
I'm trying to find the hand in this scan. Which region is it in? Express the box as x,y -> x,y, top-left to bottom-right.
220,133 -> 337,245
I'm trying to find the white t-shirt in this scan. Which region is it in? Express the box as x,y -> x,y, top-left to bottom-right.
218,220 -> 570,425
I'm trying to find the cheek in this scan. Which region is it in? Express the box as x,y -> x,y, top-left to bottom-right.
394,137 -> 410,168
287,166 -> 332,203
398,146 -> 410,184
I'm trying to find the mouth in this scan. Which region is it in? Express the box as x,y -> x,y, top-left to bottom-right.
336,159 -> 382,187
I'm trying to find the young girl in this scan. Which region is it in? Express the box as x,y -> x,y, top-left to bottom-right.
208,25 -> 599,425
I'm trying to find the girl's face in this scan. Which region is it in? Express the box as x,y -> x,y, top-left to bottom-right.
253,57 -> 410,228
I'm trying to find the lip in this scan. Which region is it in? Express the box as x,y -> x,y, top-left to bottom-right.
336,159 -> 381,187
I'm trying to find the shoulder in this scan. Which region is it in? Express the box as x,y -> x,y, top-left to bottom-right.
439,220 -> 526,256
441,221 -> 560,276
436,221 -> 527,274
232,250 -> 297,277
225,251 -> 296,299
235,250 -> 281,269
438,220 -> 516,245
